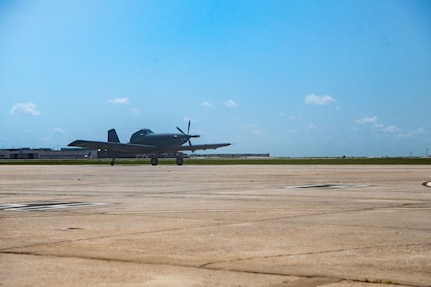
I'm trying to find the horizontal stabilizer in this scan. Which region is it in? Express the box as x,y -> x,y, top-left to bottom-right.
68,140 -> 155,154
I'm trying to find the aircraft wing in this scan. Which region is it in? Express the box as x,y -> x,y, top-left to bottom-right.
178,143 -> 231,152
68,140 -> 156,154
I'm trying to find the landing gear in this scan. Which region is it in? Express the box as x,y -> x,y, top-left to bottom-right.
150,156 -> 183,165
110,158 -> 115,166
150,157 -> 159,166
176,157 -> 184,166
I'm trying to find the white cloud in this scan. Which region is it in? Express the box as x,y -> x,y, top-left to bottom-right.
130,108 -> 140,116
224,100 -> 237,108
202,101 -> 215,108
51,128 -> 66,135
355,116 -> 401,134
304,94 -> 336,105
396,127 -> 426,139
411,127 -> 426,135
240,124 -> 265,135
375,124 -> 400,133
306,123 -> 317,130
355,116 -> 378,125
10,102 -> 41,116
108,97 -> 129,104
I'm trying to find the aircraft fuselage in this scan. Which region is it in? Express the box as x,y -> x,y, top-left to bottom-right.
129,129 -> 190,153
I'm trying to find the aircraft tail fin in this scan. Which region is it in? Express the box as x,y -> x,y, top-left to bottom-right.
108,129 -> 120,143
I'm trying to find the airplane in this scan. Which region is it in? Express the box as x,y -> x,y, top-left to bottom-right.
68,121 -> 231,166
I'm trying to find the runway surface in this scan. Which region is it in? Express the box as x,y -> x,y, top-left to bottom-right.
1,165 -> 430,287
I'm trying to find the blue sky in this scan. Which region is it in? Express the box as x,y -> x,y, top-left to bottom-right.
1,0 -> 430,157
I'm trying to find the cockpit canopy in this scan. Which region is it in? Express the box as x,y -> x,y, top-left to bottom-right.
130,129 -> 154,143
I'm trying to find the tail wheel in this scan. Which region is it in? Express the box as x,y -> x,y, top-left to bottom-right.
150,157 -> 159,166
176,157 -> 184,166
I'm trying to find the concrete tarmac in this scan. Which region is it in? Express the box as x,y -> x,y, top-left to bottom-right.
0,164 -> 430,287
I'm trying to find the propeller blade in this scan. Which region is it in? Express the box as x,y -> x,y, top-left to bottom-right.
176,126 -> 186,135
177,121 -> 200,147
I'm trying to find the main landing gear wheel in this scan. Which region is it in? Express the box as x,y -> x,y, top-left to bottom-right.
110,158 -> 115,166
176,157 -> 184,166
150,157 -> 159,166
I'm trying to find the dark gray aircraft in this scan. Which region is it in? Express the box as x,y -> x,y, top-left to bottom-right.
68,121 -> 230,165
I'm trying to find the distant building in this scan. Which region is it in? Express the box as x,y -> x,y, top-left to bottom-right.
1,148 -> 270,160
0,148 -> 97,160
0,148 -> 187,160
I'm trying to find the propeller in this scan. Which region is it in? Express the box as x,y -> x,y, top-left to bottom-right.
177,120 -> 200,147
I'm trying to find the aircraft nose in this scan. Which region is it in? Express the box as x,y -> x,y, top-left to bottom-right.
174,134 -> 189,141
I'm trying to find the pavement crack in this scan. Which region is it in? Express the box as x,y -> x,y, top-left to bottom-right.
200,242 -> 431,268
2,243 -> 428,287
